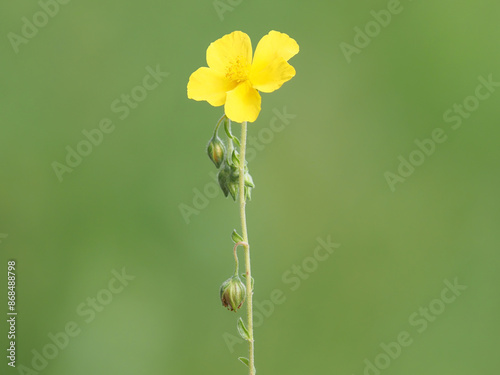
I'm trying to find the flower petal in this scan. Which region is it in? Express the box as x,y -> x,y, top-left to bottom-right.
250,31 -> 299,93
187,67 -> 237,106
252,30 -> 299,67
225,82 -> 261,123
207,31 -> 253,76
250,58 -> 296,93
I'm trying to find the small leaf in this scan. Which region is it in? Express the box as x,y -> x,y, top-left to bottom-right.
228,182 -> 238,201
237,317 -> 250,341
245,185 -> 252,201
231,230 -> 243,243
244,172 -> 255,188
231,150 -> 240,167
238,357 -> 249,367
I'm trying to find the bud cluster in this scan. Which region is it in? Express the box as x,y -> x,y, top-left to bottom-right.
207,116 -> 253,313
206,116 -> 254,201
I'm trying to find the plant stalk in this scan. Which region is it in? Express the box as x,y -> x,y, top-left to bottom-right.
238,121 -> 254,375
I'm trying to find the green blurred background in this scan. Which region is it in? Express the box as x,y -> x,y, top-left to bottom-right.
1,0 -> 499,374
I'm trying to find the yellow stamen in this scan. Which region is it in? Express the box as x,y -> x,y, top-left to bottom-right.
225,57 -> 249,83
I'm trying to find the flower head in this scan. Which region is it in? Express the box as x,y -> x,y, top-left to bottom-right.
187,31 -> 299,123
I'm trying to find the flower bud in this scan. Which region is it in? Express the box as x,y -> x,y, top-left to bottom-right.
218,164 -> 231,197
228,181 -> 239,201
220,275 -> 246,312
207,136 -> 226,168
218,163 -> 241,200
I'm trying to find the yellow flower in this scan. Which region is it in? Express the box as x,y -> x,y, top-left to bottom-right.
187,30 -> 299,123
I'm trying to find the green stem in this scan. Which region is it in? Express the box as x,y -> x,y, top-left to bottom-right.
226,119 -> 234,158
225,118 -> 241,148
238,121 -> 254,375
213,114 -> 226,137
233,242 -> 241,277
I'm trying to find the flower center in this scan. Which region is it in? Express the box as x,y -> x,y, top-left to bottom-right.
225,57 -> 249,83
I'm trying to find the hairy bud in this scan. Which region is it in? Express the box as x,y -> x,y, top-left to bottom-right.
220,275 -> 246,312
207,136 -> 226,168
